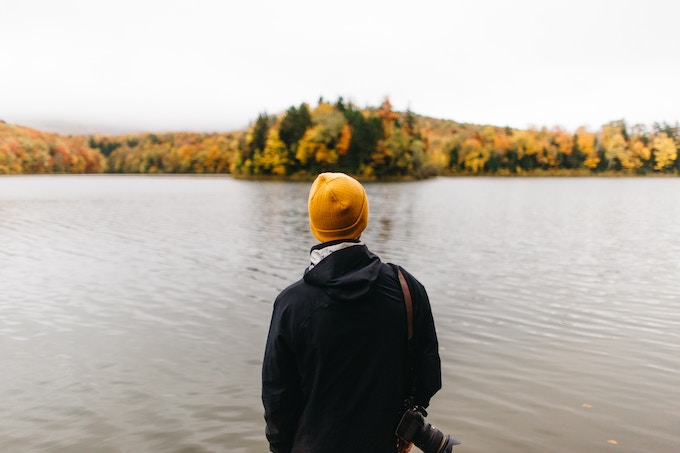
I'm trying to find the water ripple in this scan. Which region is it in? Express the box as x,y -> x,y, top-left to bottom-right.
1,175 -> 679,452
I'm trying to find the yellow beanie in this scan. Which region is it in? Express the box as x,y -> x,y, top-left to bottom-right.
308,172 -> 369,242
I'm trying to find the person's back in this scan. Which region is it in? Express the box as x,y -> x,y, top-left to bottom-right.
262,173 -> 441,453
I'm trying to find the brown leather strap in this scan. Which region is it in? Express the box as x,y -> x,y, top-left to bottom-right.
397,268 -> 414,341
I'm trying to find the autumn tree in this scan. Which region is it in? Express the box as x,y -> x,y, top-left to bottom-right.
461,135 -> 484,173
297,125 -> 335,167
294,102 -> 351,171
652,133 -> 678,172
652,122 -> 680,171
338,105 -> 377,171
600,122 -> 630,171
279,104 -> 312,149
511,129 -> 539,171
365,97 -> 428,177
576,127 -> 599,170
447,136 -> 462,172
553,128 -> 576,168
252,128 -> 289,175
4,100 -> 677,178
247,113 -> 273,159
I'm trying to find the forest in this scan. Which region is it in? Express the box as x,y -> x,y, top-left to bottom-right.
1,98 -> 679,178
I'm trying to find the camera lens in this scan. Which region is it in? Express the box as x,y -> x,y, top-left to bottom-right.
414,422 -> 459,453
395,408 -> 460,453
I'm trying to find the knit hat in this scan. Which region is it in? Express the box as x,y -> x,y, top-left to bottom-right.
308,172 -> 369,242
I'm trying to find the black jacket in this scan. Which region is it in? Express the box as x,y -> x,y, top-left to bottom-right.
262,241 -> 442,453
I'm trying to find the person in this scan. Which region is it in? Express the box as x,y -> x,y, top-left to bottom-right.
261,172 -> 442,453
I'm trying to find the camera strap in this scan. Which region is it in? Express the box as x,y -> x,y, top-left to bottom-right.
396,268 -> 414,344
391,264 -> 415,355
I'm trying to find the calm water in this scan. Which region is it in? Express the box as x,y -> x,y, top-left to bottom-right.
1,175 -> 679,453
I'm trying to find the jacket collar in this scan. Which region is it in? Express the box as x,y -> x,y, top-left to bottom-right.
308,239 -> 364,269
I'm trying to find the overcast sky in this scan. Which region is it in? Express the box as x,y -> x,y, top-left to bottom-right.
2,0 -> 678,135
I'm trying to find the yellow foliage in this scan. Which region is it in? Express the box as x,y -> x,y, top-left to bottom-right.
297,126 -> 337,165
254,129 -> 289,175
296,126 -> 321,165
652,133 -> 678,171
553,128 -> 574,156
630,138 -> 651,162
312,102 -> 346,138
512,130 -> 538,158
481,126 -> 496,144
464,152 -> 485,173
430,148 -> 449,169
577,127 -> 599,169
461,137 -> 482,158
378,97 -> 399,127
493,130 -> 512,153
534,129 -> 554,167
315,145 -> 338,165
621,138 -> 650,171
336,124 -> 352,156
460,137 -> 486,172
1,104 -> 676,177
601,125 -> 627,163
359,163 -> 375,178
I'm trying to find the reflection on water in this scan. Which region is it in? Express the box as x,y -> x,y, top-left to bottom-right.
1,175 -> 679,452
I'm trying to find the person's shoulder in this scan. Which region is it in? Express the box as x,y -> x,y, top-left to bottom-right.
388,263 -> 425,287
274,278 -> 324,311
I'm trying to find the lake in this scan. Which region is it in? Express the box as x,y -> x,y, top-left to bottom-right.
1,175 -> 678,452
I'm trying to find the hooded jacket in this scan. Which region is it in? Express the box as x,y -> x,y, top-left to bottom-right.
262,240 -> 442,453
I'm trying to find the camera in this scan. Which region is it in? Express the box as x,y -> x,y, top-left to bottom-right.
395,407 -> 460,453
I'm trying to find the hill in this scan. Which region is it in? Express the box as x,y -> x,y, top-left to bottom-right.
1,99 -> 679,177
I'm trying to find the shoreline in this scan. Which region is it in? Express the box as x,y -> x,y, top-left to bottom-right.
2,171 -> 678,181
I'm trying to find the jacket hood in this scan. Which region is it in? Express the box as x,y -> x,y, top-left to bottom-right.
303,242 -> 382,302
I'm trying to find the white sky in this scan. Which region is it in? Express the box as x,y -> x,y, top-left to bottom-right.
1,0 -> 678,134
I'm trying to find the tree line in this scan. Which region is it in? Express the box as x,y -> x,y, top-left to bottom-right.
442,119 -> 679,175
1,99 -> 678,177
234,98 -> 429,178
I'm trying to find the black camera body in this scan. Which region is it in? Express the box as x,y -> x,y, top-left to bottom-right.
395,407 -> 460,453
